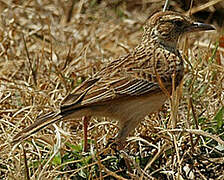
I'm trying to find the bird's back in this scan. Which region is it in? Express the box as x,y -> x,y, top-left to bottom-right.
60,42 -> 184,111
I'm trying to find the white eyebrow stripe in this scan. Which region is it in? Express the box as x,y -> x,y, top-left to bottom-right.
163,15 -> 184,21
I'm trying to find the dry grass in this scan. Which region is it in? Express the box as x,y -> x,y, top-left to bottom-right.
0,0 -> 223,179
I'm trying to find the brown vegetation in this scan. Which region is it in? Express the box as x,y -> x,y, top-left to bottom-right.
0,0 -> 223,179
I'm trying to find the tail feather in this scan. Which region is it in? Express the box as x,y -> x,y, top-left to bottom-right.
12,111 -> 62,144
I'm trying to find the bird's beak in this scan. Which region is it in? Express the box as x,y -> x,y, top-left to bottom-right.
185,22 -> 216,32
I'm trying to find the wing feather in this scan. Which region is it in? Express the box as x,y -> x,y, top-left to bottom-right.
66,78 -> 159,107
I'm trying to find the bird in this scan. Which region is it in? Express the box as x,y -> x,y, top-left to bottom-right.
12,11 -> 215,148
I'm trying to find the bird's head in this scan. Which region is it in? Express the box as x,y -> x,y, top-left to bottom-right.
143,11 -> 215,51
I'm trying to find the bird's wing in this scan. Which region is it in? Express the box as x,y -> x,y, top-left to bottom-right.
60,78 -> 100,107
82,78 -> 160,104
60,51 -> 174,112
60,76 -> 162,113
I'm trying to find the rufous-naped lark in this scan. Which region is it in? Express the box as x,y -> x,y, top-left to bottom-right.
13,11 -> 215,147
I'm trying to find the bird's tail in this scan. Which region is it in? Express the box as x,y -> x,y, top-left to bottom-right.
12,111 -> 62,144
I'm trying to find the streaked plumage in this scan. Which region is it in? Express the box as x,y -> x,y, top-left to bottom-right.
13,11 -> 215,146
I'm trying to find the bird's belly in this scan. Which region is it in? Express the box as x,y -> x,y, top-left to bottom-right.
112,92 -> 167,120
87,91 -> 168,123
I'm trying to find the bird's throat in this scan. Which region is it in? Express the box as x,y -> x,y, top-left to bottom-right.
156,37 -> 178,54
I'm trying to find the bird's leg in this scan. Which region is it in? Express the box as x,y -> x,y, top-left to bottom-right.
82,116 -> 91,152
114,118 -> 142,150
105,124 -> 130,151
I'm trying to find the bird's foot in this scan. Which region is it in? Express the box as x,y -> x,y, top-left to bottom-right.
106,138 -> 126,151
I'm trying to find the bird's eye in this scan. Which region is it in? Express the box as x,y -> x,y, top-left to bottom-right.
175,20 -> 183,26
